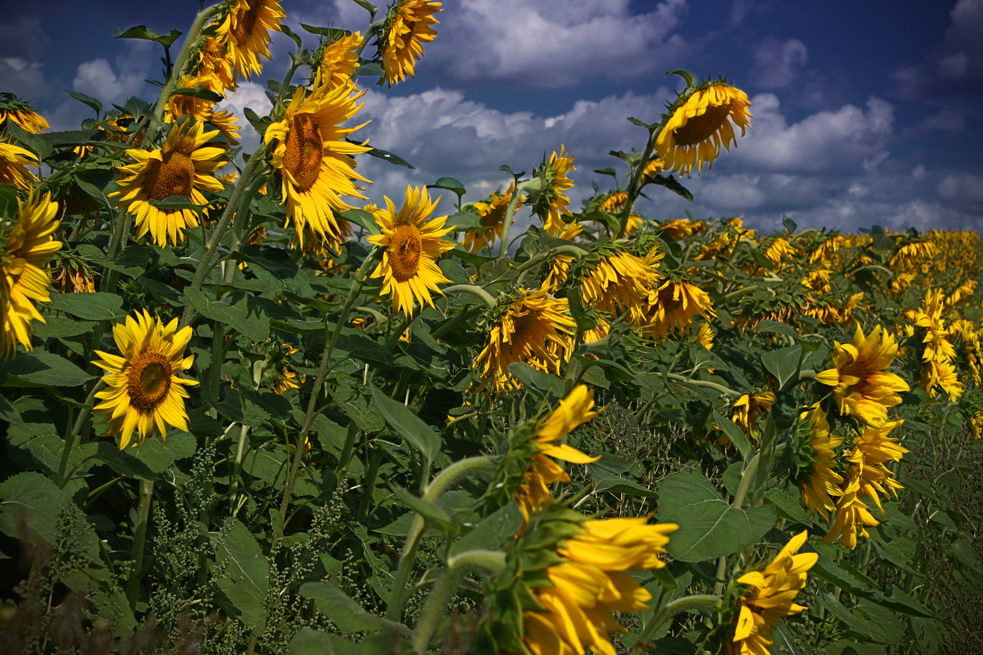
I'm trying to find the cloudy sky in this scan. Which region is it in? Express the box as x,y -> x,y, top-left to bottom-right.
3,0 -> 982,232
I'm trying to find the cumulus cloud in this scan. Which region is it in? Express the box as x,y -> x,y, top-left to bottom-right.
752,38 -> 808,89
217,82 -> 274,157
72,46 -> 154,108
918,109 -> 966,132
0,57 -> 49,101
420,0 -> 688,87
937,173 -> 983,209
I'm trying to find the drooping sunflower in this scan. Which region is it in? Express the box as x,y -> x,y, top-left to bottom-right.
476,288 -> 576,392
846,419 -> 907,512
379,0 -> 442,86
265,86 -> 371,251
762,236 -> 797,267
462,182 -> 522,254
795,405 -> 843,518
642,279 -> 714,339
531,146 -> 576,235
515,385 -> 601,523
0,142 -> 39,190
1,189 -> 62,359
731,391 -> 775,438
111,119 -> 226,247
92,311 -> 197,449
580,249 -> 659,326
730,531 -> 817,655
696,322 -> 715,350
366,185 -> 455,315
656,82 -> 751,176
0,93 -> 49,137
164,72 -> 241,146
214,0 -> 285,79
658,217 -> 707,241
598,190 -> 628,213
273,368 -> 305,394
197,36 -> 237,93
824,475 -> 879,549
313,32 -> 363,90
815,324 -> 910,427
540,221 -> 583,293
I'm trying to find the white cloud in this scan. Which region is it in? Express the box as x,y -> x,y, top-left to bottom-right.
752,38 -> 808,89
217,82 -> 273,156
937,173 -> 983,207
73,56 -> 149,107
918,109 -> 966,132
0,57 -> 48,100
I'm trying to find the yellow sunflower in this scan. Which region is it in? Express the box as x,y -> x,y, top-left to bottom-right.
580,249 -> 659,326
214,0 -> 285,79
731,391 -> 775,438
92,311 -> 197,449
366,185 -> 455,315
164,72 -> 241,146
815,324 -> 910,427
111,119 -> 226,247
524,516 -> 678,655
824,475 -> 879,549
1,189 -> 61,359
696,322 -> 715,350
0,93 -> 49,136
462,182 -> 522,254
598,190 -> 628,213
265,86 -> 371,251
313,32 -> 363,89
476,288 -> 576,392
532,146 -> 576,235
274,368 -> 305,394
656,82 -> 752,176
540,221 -> 583,293
0,142 -> 39,190
642,279 -> 714,339
730,531 -> 817,655
515,385 -> 601,523
797,405 -> 843,518
658,217 -> 707,241
379,0 -> 442,86
197,36 -> 237,93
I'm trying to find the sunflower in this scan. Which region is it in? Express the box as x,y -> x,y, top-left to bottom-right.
164,73 -> 241,146
730,531 -> 817,655
696,322 -> 714,350
273,368 -> 305,394
0,93 -> 49,136
658,217 -> 707,241
265,86 -> 371,251
540,221 -> 583,293
0,142 -> 39,190
598,191 -> 628,213
656,82 -> 751,176
642,158 -> 664,178
111,119 -> 226,247
846,419 -> 907,511
214,0 -> 285,79
365,185 -> 454,315
197,36 -> 237,93
313,32 -> 363,89
815,324 -> 910,427
731,391 -> 775,438
462,182 -> 522,254
523,516 -> 678,655
476,288 -> 576,392
824,475 -> 879,549
515,385 -> 601,523
92,311 -> 197,449
580,249 -> 659,326
796,405 -> 843,518
642,279 -> 714,339
531,146 -> 576,235
762,236 -> 797,267
1,189 -> 61,359
379,0 -> 442,86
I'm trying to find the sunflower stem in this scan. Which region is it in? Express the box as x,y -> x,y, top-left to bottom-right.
57,380 -> 105,487
442,284 -> 496,308
616,124 -> 659,239
151,4 -> 222,133
181,144 -> 267,327
125,479 -> 155,609
632,594 -> 719,653
385,456 -> 498,622
278,246 -> 381,520
665,372 -> 741,397
411,550 -> 506,653
495,177 -> 530,261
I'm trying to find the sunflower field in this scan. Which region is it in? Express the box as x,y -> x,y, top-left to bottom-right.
1,2 -> 982,654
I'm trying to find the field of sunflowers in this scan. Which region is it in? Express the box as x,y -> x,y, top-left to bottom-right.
1,1 -> 981,653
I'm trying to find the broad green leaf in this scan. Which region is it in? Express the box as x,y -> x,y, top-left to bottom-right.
369,383 -> 440,462
184,288 -> 270,341
430,176 -> 466,196
299,24 -> 351,39
392,485 -> 456,532
169,86 -> 224,102
450,504 -> 521,557
360,143 -> 414,169
214,517 -> 270,635
0,350 -> 94,387
711,410 -> 751,460
148,195 -> 210,211
299,582 -> 406,636
507,362 -> 563,395
49,291 -> 125,321
0,184 -> 18,217
761,345 -> 802,390
64,90 -> 101,115
114,25 -> 182,48
658,471 -> 776,562
591,468 -> 656,498
288,628 -> 362,655
0,471 -> 72,545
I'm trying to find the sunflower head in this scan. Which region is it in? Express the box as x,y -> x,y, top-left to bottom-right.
0,142 -> 39,190
378,0 -> 442,86
110,119 -> 226,247
92,311 -> 198,449
0,93 -> 49,137
366,185 -> 455,315
642,279 -> 715,339
214,0 -> 285,79
656,79 -> 752,176
1,188 -> 62,358
579,246 -> 660,326
530,146 -> 576,235
313,32 -> 363,89
463,182 -> 523,254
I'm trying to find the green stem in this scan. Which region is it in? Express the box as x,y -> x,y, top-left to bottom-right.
278,247 -> 381,519
665,372 -> 741,397
496,178 -> 529,261
180,144 -> 267,326
616,128 -> 657,239
632,594 -> 719,653
411,550 -> 506,653
714,453 -> 760,594
125,479 -> 155,608
385,456 -> 498,621
57,381 -> 104,487
442,284 -> 497,308
230,423 -> 249,516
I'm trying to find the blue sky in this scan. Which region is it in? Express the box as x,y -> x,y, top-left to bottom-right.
3,0 -> 982,232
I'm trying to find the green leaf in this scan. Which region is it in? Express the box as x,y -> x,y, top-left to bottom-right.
507,362 -> 563,395
430,176 -> 466,196
356,61 -> 385,78
49,291 -> 125,321
299,24 -> 351,39
648,174 -> 693,201
214,517 -> 270,635
0,472 -> 72,545
170,86 -> 224,103
450,504 -> 521,557
0,350 -> 94,387
761,345 -> 802,390
369,383 -> 440,463
114,25 -> 182,48
288,628 -> 364,654
593,167 -> 618,178
342,208 -> 380,235
763,488 -> 817,527
300,582 -> 407,636
184,288 -> 270,342
352,0 -> 378,15
711,410 -> 751,460
658,471 -> 776,562
590,467 -> 657,498
5,121 -> 53,160
148,195 -> 210,211
0,184 -> 18,217
359,143 -> 415,169
64,90 -> 101,115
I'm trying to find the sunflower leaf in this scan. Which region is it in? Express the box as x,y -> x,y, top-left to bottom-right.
429,176 -> 466,196
0,350 -> 94,388
170,86 -> 224,103
114,25 -> 182,49
358,143 -> 415,169
369,382 -> 440,463
148,196 -> 210,211
49,291 -> 125,321
299,24 -> 352,40
64,90 -> 102,116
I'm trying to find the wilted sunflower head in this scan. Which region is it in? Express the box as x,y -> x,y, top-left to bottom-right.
313,31 -> 363,89
530,146 -> 576,235
656,79 -> 751,176
0,142 -> 39,190
378,0 -> 442,86
0,92 -> 49,136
